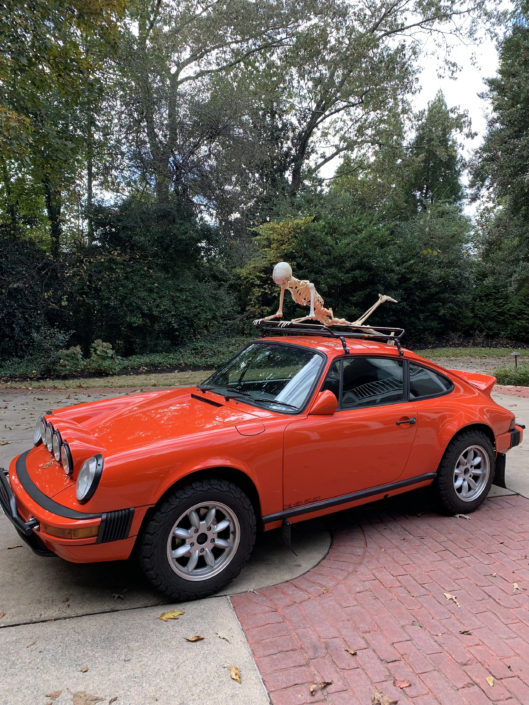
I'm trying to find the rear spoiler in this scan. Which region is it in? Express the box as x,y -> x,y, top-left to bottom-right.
447,369 -> 496,397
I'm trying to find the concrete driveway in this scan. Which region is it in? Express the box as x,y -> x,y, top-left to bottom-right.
0,387 -> 526,705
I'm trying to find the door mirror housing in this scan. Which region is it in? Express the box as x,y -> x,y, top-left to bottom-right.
309,390 -> 338,416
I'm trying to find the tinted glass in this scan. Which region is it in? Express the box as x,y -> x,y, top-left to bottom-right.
409,363 -> 452,399
341,357 -> 404,409
201,343 -> 323,412
321,360 -> 340,398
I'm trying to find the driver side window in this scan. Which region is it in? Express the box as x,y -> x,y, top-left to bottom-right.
341,357 -> 404,409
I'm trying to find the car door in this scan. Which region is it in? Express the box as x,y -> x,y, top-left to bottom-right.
283,356 -> 418,509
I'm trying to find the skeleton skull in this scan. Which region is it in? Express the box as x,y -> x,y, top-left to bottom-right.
272,262 -> 292,287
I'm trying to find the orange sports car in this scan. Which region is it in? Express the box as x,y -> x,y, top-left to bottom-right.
1,322 -> 523,601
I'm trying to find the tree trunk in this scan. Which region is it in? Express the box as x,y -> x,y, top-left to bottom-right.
1,161 -> 18,236
87,112 -> 94,244
43,177 -> 62,258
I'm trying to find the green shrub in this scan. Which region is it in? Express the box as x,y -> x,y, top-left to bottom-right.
87,340 -> 120,375
492,364 -> 529,386
59,346 -> 86,374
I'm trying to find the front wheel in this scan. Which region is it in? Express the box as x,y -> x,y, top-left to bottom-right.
432,430 -> 494,515
138,479 -> 256,601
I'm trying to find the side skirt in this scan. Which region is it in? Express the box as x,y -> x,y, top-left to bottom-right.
263,472 -> 437,524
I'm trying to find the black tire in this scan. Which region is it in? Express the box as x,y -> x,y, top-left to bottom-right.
138,478 -> 256,601
432,429 -> 494,515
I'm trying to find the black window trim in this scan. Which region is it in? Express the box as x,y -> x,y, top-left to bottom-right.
406,360 -> 454,402
319,354 -> 453,411
200,339 -> 328,416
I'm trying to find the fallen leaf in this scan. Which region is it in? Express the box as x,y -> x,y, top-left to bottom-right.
230,665 -> 241,684
460,630 -> 472,636
444,592 -> 461,607
80,666 -> 89,672
412,621 -> 422,627
0,441 -> 11,445
185,635 -> 204,642
321,587 -> 327,594
513,583 -> 520,593
62,597 -> 69,603
381,548 -> 385,551
310,681 -> 332,695
7,545 -> 22,550
486,676 -> 494,687
45,692 -> 61,701
217,633 -> 231,643
455,514 -> 470,520
345,649 -> 357,656
159,610 -> 184,622
491,573 -> 497,577
27,641 -> 35,648
371,690 -> 398,705
72,693 -> 104,705
395,679 -> 411,689
0,611 -> 4,620
109,699 -> 117,704
43,461 -> 53,469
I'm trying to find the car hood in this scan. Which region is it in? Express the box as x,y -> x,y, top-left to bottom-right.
56,388 -> 262,453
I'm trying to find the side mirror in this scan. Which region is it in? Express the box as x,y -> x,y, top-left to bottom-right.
309,390 -> 338,416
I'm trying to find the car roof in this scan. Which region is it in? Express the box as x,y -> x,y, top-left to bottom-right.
256,336 -> 417,359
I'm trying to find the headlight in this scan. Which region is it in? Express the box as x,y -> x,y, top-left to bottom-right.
39,417 -> 47,443
76,454 -> 103,503
34,417 -> 44,446
45,423 -> 54,452
52,430 -> 62,462
61,442 -> 74,475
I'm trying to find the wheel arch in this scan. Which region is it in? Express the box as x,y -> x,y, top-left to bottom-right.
140,466 -> 263,537
447,422 -> 496,452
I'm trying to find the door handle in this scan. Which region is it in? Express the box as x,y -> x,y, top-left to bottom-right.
396,417 -> 416,425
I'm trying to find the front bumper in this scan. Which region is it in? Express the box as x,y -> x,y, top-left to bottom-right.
3,450 -> 140,563
0,468 -> 55,556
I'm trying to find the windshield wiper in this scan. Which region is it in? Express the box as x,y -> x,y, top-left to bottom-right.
250,398 -> 299,410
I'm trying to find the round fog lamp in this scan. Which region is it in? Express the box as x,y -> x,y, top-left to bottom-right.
45,423 -> 54,452
34,417 -> 44,446
60,442 -> 73,476
39,417 -> 47,444
52,430 -> 62,462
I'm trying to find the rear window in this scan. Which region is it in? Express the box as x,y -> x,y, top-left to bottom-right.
409,363 -> 453,399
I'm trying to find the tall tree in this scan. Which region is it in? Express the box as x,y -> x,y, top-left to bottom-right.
405,91 -> 469,211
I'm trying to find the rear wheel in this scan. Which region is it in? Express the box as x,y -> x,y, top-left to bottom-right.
138,479 -> 256,600
432,430 -> 494,515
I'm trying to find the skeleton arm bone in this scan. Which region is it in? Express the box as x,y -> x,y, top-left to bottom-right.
263,285 -> 287,320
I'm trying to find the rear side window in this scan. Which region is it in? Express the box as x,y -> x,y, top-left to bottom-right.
342,357 -> 404,409
409,363 -> 453,399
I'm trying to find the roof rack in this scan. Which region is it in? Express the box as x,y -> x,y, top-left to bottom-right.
253,319 -> 405,357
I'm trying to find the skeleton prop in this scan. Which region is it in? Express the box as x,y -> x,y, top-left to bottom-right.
263,262 -> 397,329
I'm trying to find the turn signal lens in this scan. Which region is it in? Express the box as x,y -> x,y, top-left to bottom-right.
509,418 -> 516,430
42,524 -> 99,539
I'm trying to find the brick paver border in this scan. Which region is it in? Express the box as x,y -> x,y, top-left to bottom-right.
233,494 -> 529,704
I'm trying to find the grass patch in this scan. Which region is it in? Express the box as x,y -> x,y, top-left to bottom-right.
0,334 -> 252,381
414,347 -> 525,358
491,364 -> 529,386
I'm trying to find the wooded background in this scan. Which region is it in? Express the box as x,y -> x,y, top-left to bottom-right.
1,0 -> 528,372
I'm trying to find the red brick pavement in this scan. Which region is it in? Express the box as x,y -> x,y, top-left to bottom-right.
232,495 -> 529,704
494,386 -> 529,398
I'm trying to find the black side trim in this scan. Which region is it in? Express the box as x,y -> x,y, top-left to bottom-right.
191,393 -> 222,408
509,428 -> 521,449
493,453 -> 507,489
15,450 -> 100,519
97,508 -> 135,543
263,472 -> 437,523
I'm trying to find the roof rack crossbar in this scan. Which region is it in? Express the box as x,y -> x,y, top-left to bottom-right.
254,319 -> 405,347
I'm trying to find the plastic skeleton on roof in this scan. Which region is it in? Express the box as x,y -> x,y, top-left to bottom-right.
261,262 -> 397,329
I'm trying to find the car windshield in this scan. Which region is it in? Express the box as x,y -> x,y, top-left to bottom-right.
200,343 -> 324,413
